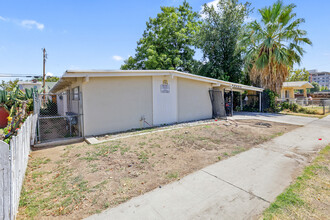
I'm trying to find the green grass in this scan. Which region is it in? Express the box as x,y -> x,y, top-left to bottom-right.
20,164 -> 90,217
263,145 -> 330,219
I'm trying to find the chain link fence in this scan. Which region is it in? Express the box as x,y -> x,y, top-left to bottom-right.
35,92 -> 83,142
278,98 -> 330,115
321,99 -> 330,114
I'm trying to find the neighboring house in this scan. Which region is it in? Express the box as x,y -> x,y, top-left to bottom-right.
50,70 -> 263,137
279,81 -> 314,103
308,70 -> 330,88
18,81 -> 42,91
18,81 -> 57,93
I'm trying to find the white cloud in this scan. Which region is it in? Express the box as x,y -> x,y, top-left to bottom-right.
200,0 -> 218,18
46,72 -> 53,77
206,0 -> 218,8
0,16 -> 45,30
112,55 -> 123,61
0,16 -> 7,21
21,20 -> 44,30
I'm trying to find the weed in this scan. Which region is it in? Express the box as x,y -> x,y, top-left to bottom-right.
31,171 -> 47,179
103,202 -> 110,209
81,144 -> 120,161
166,172 -> 179,179
30,157 -> 51,169
93,180 -> 108,189
120,146 -> 130,155
88,164 -> 98,173
80,152 -> 99,162
150,144 -> 160,148
217,156 -> 221,161
138,151 -> 149,163
231,146 -> 245,155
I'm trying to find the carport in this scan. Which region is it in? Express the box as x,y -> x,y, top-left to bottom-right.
210,82 -> 264,118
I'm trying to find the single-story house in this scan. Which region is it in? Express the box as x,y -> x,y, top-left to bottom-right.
50,70 -> 263,137
18,81 -> 57,93
279,81 -> 314,103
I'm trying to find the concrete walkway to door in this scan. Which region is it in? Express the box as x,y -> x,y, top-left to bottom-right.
86,115 -> 330,220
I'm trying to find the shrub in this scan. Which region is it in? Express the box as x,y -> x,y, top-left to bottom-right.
263,89 -> 279,113
281,102 -> 318,115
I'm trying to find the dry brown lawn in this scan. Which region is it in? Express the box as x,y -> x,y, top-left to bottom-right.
18,119 -> 298,219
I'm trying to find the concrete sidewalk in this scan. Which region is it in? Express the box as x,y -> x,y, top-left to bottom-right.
86,115 -> 330,220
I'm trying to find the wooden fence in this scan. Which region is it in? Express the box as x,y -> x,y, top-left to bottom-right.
0,114 -> 38,220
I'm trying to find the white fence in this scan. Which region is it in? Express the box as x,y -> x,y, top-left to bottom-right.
0,114 -> 38,220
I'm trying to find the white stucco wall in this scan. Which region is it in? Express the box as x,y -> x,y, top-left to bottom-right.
177,77 -> 213,122
82,76 -> 153,136
56,93 -> 67,116
152,76 -> 178,125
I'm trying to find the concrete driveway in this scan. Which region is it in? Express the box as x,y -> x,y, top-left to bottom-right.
232,112 -> 318,125
86,115 -> 330,220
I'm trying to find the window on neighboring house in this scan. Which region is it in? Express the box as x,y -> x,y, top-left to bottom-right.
72,87 -> 79,100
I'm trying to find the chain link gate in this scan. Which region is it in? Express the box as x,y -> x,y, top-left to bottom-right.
34,92 -> 83,143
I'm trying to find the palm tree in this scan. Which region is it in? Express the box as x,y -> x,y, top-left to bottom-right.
241,0 -> 312,93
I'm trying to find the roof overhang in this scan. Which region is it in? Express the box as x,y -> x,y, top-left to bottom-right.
50,70 -> 264,93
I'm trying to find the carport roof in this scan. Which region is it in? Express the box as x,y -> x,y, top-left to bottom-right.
282,81 -> 314,89
50,70 -> 264,93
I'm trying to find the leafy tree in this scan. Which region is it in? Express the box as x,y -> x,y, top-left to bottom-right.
197,0 -> 251,83
46,76 -> 59,82
309,82 -> 320,93
0,79 -> 19,92
35,76 -> 59,82
287,68 -> 309,81
240,0 -> 312,93
321,86 -> 329,91
121,1 -> 200,72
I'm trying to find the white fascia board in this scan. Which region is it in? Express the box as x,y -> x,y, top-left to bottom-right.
63,72 -> 171,78
61,69 -> 263,92
171,73 -> 217,84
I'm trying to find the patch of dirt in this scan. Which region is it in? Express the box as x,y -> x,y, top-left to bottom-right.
17,119 -> 299,219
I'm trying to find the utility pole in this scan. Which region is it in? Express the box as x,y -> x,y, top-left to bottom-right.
42,48 -> 47,105
42,48 -> 47,92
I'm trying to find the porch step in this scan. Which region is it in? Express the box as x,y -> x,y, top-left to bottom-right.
85,137 -> 101,145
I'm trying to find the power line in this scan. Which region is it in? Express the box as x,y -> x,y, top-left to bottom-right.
0,73 -> 41,78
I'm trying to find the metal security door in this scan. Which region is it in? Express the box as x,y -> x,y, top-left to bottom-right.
209,89 -> 226,119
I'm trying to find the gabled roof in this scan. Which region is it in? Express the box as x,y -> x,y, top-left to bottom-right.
282,81 -> 314,89
51,70 -> 264,93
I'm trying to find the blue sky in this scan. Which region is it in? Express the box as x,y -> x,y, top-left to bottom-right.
0,0 -> 329,81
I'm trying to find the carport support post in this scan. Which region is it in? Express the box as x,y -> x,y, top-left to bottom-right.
231,89 -> 234,116
259,92 -> 262,112
240,92 -> 243,111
